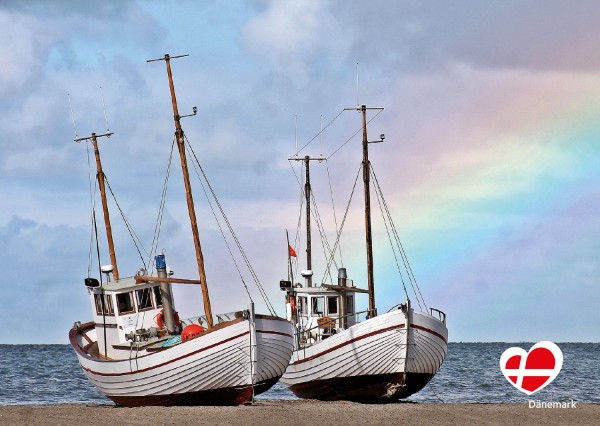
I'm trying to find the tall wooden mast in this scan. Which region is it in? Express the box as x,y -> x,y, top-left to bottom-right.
360,105 -> 376,316
289,155 -> 324,287
345,105 -> 384,317
75,132 -> 119,281
148,53 -> 214,329
304,156 -> 313,287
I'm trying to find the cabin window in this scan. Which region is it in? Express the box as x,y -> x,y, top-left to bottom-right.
136,288 -> 153,311
311,297 -> 324,316
297,296 -> 308,314
153,286 -> 163,307
94,293 -> 114,315
116,292 -> 135,315
346,295 -> 355,314
327,297 -> 338,315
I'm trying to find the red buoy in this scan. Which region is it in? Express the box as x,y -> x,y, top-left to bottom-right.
181,324 -> 205,342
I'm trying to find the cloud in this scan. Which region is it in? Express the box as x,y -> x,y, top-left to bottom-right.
242,0 -> 344,87
1,1 -> 600,344
0,11 -> 54,97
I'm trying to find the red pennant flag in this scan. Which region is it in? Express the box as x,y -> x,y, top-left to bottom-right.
288,245 -> 297,257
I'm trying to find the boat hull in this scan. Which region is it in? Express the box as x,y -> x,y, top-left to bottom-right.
281,308 -> 447,401
70,315 -> 293,406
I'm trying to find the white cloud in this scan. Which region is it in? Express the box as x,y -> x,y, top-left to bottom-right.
0,11 -> 54,96
242,0 -> 342,86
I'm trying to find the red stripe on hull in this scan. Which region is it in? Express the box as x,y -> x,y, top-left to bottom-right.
290,320 -> 446,367
411,323 -> 447,344
290,324 -> 405,365
80,331 -> 249,377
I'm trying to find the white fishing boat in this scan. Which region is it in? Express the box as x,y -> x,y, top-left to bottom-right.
69,54 -> 293,406
280,105 -> 448,401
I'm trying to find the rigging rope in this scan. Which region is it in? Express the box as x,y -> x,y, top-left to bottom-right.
370,163 -> 414,307
309,190 -> 338,284
104,177 -> 148,269
147,138 -> 175,272
328,109 -> 384,159
86,141 -> 97,277
287,159 -> 305,284
184,136 -> 276,315
325,159 -> 344,266
292,109 -> 345,158
370,164 -> 428,310
186,143 -> 255,305
287,159 -> 341,284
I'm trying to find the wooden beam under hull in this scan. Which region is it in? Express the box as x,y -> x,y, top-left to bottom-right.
108,375 -> 279,406
288,372 -> 434,402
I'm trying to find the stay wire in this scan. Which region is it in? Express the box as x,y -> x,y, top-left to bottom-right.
320,163 -> 362,285
86,141 -> 97,277
104,176 -> 148,269
292,109 -> 344,158
328,109 -> 384,159
325,159 -> 344,266
288,158 -> 339,284
371,165 -> 424,308
370,162 -> 413,306
370,164 -> 428,309
287,159 -> 305,283
184,136 -> 275,315
147,138 -> 175,272
186,142 -> 254,304
309,190 -> 338,284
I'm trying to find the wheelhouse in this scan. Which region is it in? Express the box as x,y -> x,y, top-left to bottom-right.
283,268 -> 368,348
86,275 -> 169,358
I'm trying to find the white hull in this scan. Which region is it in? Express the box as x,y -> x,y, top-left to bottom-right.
281,308 -> 447,400
70,315 -> 293,406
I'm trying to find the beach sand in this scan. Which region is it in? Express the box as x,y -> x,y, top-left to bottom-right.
0,400 -> 597,426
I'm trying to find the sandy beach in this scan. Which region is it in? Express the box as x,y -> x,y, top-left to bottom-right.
0,400 -> 597,426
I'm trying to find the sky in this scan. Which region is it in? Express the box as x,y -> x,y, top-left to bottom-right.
0,0 -> 599,343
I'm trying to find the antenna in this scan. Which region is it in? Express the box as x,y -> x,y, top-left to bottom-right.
100,86 -> 110,134
68,93 -> 79,139
319,114 -> 323,157
294,114 -> 299,158
356,62 -> 360,107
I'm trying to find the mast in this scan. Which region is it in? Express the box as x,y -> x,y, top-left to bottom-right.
149,53 -> 214,329
360,105 -> 375,316
289,155 -> 324,287
304,156 -> 313,287
75,132 -> 119,281
345,104 -> 384,317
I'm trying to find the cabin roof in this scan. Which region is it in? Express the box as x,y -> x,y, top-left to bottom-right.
292,284 -> 368,296
293,286 -> 336,295
96,275 -> 156,292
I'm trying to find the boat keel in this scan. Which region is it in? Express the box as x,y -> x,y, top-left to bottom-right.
288,372 -> 434,401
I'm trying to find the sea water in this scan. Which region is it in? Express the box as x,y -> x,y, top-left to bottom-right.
0,343 -> 597,405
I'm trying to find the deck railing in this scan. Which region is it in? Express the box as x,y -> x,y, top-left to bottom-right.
429,307 -> 446,325
296,308 -> 377,349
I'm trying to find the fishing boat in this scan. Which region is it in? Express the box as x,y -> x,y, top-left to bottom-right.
69,54 -> 294,406
279,105 -> 448,401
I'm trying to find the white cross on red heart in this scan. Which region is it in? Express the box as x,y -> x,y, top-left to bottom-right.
500,341 -> 563,395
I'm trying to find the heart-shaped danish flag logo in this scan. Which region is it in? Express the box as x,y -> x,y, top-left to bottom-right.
500,341 -> 563,395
